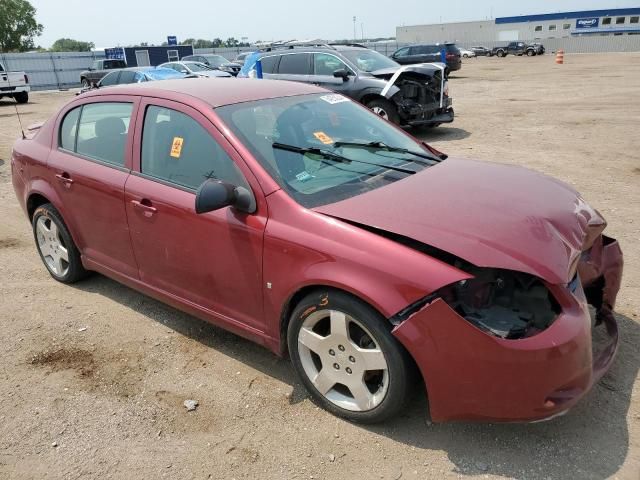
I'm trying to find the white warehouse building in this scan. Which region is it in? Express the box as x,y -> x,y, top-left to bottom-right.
396,8 -> 640,44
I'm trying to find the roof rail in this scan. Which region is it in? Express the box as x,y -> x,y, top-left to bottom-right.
258,41 -> 336,52
328,42 -> 368,48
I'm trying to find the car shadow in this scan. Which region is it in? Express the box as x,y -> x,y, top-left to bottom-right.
413,126 -> 471,142
74,275 -> 638,479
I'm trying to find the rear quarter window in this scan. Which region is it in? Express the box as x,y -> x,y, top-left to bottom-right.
260,55 -> 279,74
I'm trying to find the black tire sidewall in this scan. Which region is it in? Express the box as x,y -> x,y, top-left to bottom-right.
287,289 -> 413,423
32,204 -> 87,283
14,92 -> 28,104
366,98 -> 400,125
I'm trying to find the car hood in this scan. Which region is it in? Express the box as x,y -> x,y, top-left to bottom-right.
370,63 -> 445,80
313,158 -> 606,285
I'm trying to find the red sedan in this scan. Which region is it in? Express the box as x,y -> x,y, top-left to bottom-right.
11,79 -> 623,423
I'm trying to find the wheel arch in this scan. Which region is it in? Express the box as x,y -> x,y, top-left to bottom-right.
25,183 -> 84,249
278,283 -> 389,357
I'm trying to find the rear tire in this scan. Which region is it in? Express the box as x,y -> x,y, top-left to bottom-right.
497,50 -> 505,58
32,204 -> 88,284
527,50 -> 535,57
365,98 -> 400,125
287,290 -> 415,424
14,91 -> 28,104
81,78 -> 90,89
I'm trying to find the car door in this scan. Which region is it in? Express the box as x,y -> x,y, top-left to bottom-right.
125,98 -> 267,331
310,52 -> 355,95
47,97 -> 140,278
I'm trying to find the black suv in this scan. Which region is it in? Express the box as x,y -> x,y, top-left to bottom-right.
390,43 -> 462,72
239,43 -> 453,128
492,42 -> 539,57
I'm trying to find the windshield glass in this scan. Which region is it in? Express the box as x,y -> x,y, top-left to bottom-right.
185,62 -> 212,72
204,55 -> 228,67
340,49 -> 399,72
216,94 -> 437,208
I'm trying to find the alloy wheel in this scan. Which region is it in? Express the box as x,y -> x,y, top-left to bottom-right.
36,216 -> 70,277
371,107 -> 389,120
297,309 -> 389,412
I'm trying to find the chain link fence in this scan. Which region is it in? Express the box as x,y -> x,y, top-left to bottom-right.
2,35 -> 638,92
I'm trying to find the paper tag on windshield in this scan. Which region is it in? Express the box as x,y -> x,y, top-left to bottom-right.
320,94 -> 349,104
170,137 -> 184,158
295,171 -> 314,182
313,131 -> 334,145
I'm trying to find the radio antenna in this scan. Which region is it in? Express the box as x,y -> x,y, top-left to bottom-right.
6,73 -> 26,139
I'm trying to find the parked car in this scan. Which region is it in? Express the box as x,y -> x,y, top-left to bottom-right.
390,43 -> 462,72
530,42 -> 546,55
158,61 -> 232,78
459,48 -> 476,58
0,62 -> 30,104
11,78 -> 623,424
234,52 -> 252,64
181,54 -> 242,76
95,67 -> 187,88
492,42 -> 538,57
470,46 -> 492,57
239,43 -> 453,128
80,59 -> 127,88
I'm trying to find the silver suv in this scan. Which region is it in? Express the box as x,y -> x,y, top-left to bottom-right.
239,43 -> 453,128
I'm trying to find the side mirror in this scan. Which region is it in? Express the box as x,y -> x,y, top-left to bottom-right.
333,69 -> 350,81
195,179 -> 254,214
180,69 -> 189,74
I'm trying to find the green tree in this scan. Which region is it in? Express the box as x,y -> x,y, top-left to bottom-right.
225,37 -> 239,47
0,0 -> 43,52
50,38 -> 94,52
212,38 -> 223,47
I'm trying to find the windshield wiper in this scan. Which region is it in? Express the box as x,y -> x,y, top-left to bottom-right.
332,141 -> 440,164
272,142 -> 417,175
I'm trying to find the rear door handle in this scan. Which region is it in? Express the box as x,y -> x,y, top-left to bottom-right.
131,199 -> 157,217
55,172 -> 74,187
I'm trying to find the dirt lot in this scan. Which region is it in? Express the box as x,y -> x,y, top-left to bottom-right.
0,53 -> 639,480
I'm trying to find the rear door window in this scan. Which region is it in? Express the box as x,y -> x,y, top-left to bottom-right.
277,54 -> 311,75
394,47 -> 410,57
75,102 -> 134,167
140,105 -> 249,191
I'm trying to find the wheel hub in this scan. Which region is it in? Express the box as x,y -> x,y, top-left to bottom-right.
36,216 -> 69,277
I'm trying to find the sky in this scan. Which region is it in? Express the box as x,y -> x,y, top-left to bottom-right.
29,0 -> 639,48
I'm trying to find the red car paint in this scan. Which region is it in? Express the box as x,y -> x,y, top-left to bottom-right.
11,79 -> 623,422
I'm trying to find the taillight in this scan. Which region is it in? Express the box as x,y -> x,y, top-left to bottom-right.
445,53 -> 455,59
444,81 -> 449,97
24,74 -> 29,84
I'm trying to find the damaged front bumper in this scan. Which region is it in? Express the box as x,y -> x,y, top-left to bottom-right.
392,235 -> 623,423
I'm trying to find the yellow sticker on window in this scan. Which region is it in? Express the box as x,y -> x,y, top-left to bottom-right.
170,137 -> 184,158
313,131 -> 334,145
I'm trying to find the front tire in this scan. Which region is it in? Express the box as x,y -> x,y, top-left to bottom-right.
81,78 -> 90,89
32,204 -> 88,283
365,98 -> 400,125
527,50 -> 535,57
14,91 -> 28,104
287,290 -> 414,423
497,50 -> 505,58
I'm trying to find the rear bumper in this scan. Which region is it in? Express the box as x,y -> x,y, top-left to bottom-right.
392,236 -> 623,423
0,85 -> 30,94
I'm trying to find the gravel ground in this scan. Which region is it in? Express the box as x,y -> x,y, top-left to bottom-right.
0,52 -> 639,480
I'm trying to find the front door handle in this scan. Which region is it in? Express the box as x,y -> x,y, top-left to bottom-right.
131,199 -> 157,217
55,172 -> 74,187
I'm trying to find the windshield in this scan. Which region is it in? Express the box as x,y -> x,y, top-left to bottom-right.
146,68 -> 186,80
204,55 -> 228,67
216,94 -> 438,208
340,49 -> 399,72
185,62 -> 212,72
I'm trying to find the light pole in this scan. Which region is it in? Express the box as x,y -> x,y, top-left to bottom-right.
361,22 -> 364,41
353,16 -> 357,41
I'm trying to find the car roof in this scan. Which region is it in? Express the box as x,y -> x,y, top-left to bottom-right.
81,77 -> 326,107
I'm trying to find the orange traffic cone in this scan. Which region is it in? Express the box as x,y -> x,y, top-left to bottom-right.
555,49 -> 564,64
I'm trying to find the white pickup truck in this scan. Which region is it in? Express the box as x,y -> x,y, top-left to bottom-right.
0,62 -> 30,104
